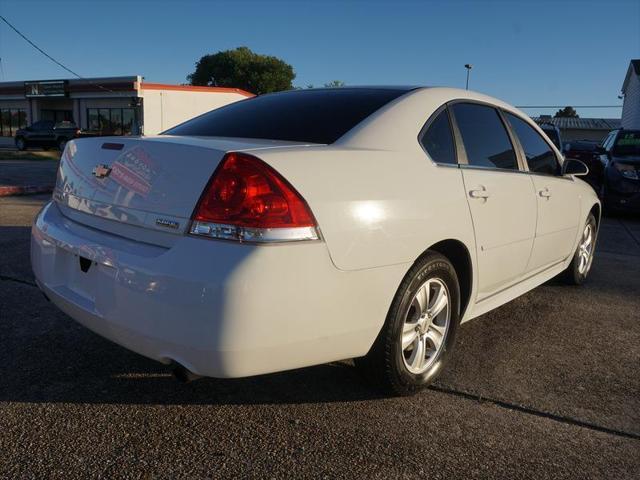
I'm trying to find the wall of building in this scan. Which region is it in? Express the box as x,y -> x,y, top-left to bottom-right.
622,73 -> 640,129
140,88 -> 248,135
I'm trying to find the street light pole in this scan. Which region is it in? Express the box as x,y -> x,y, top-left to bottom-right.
464,64 -> 473,90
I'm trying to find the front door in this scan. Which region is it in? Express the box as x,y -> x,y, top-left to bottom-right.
503,112 -> 580,271
451,103 -> 537,299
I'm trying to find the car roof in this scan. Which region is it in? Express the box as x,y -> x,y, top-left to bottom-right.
337,86 -> 564,157
258,86 -> 422,96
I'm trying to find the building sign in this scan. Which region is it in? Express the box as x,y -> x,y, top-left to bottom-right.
24,81 -> 67,97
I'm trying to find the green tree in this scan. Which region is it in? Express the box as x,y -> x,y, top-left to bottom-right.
323,80 -> 346,88
187,47 -> 295,95
554,106 -> 579,118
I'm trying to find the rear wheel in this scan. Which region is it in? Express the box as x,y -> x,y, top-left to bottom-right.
561,213 -> 597,285
57,138 -> 67,151
15,137 -> 26,151
355,252 -> 461,396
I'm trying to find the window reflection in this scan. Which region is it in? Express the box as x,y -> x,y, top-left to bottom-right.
87,108 -> 135,135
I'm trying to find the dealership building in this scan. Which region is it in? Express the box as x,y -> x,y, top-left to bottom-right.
0,75 -> 253,138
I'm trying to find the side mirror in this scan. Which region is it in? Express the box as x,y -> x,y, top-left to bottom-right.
562,158 -> 589,177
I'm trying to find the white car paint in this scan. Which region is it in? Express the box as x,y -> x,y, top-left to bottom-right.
31,87 -> 599,378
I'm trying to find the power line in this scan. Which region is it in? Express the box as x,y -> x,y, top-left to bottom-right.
0,14 -> 113,93
0,14 -> 83,78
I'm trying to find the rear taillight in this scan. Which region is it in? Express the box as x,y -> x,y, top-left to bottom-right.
190,152 -> 319,243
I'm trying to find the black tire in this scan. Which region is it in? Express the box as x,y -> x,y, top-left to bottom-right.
561,213 -> 597,285
57,138 -> 67,151
355,252 -> 461,396
15,136 -> 26,151
598,183 -> 609,212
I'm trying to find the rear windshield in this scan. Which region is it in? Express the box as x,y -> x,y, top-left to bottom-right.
613,131 -> 640,156
163,88 -> 411,144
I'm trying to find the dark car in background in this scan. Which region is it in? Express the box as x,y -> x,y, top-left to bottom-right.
538,122 -> 563,152
563,140 -> 602,190
15,120 -> 81,151
596,129 -> 640,212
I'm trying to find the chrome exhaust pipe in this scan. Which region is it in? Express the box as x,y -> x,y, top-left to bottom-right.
172,364 -> 203,383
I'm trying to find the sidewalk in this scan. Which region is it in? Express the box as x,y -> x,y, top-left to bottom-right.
0,160 -> 58,197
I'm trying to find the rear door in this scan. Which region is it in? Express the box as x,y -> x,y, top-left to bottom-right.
504,112 -> 580,271
451,102 -> 537,299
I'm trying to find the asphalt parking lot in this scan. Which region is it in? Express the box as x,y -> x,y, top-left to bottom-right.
1,193 -> 639,479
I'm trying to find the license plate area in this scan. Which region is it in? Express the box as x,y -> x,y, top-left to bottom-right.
65,252 -> 97,301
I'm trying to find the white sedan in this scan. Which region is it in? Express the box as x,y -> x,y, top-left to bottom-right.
31,87 -> 599,395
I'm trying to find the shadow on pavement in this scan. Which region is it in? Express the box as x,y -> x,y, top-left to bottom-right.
1,214 -> 638,438
1,224 -> 384,406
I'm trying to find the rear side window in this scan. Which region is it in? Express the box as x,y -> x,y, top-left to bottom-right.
451,103 -> 518,170
506,113 -> 559,175
164,88 -> 411,144
420,110 -> 457,165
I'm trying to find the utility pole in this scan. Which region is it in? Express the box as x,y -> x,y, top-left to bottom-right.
464,64 -> 473,90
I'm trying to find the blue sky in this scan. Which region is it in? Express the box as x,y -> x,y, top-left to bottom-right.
0,0 -> 638,118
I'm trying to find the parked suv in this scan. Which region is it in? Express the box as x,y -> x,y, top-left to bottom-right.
15,120 -> 80,151
563,140 -> 602,191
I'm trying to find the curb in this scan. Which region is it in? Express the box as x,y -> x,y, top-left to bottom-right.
0,185 -> 54,197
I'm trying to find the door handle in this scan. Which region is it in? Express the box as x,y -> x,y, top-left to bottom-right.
539,187 -> 552,198
469,186 -> 490,199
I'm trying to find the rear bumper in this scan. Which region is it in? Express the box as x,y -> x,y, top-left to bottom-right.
31,202 -> 406,378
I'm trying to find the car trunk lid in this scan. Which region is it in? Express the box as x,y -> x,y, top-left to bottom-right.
54,136 -> 311,245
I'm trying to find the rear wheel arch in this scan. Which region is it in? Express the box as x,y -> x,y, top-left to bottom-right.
589,203 -> 601,230
414,239 -> 473,319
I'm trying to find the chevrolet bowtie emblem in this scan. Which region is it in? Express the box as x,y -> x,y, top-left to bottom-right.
92,164 -> 112,178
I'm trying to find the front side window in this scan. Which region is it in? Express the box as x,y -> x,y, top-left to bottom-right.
451,103 -> 518,170
506,113 -> 559,175
420,109 -> 457,165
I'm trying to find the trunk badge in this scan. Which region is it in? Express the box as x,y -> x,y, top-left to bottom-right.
92,164 -> 112,178
156,218 -> 180,230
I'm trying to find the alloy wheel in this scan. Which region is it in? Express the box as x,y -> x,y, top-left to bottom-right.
577,223 -> 594,275
401,278 -> 451,374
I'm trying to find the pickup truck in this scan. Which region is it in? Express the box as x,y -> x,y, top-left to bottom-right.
15,120 -> 83,151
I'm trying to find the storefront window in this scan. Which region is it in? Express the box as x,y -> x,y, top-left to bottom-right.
98,109 -> 110,133
88,109 -> 100,131
110,109 -> 122,135
42,110 -> 73,123
0,109 -> 27,137
122,108 -> 134,135
87,107 -> 135,135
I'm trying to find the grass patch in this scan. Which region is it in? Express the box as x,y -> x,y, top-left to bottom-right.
0,150 -> 60,161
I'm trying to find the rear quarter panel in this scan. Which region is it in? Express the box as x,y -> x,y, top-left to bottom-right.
257,146 -> 477,273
